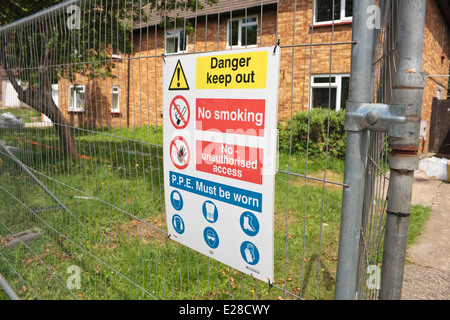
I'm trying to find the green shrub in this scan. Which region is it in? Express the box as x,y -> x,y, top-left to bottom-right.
278,108 -> 347,159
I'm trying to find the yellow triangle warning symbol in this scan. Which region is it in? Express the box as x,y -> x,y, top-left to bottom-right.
169,60 -> 190,91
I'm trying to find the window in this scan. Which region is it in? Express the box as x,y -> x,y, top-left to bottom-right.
165,29 -> 188,54
310,75 -> 350,111
437,86 -> 444,100
111,51 -> 122,59
314,0 -> 353,25
111,86 -> 120,113
43,84 -> 59,123
227,16 -> 258,48
68,85 -> 85,112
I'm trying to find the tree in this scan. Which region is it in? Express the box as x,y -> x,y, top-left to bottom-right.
0,0 -> 64,26
0,0 -> 128,156
0,0 -> 217,156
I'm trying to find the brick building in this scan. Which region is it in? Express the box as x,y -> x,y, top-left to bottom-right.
55,0 -> 449,153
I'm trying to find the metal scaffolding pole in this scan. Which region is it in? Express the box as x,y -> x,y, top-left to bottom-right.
379,0 -> 427,300
335,0 -> 375,300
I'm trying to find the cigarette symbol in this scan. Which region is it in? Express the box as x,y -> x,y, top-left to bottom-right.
174,104 -> 187,126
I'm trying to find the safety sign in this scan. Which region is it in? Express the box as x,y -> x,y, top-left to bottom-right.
163,47 -> 280,284
196,98 -> 265,136
170,190 -> 184,211
169,60 -> 190,91
169,136 -> 190,170
169,95 -> 190,129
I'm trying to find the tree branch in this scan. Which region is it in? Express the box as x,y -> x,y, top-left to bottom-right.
1,0 -> 28,19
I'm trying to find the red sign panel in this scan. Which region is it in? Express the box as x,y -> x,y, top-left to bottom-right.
196,98 -> 265,137
196,140 -> 263,185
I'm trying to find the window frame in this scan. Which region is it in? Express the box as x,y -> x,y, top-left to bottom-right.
309,74 -> 350,111
313,0 -> 353,26
437,85 -> 445,100
111,52 -> 122,59
226,15 -> 259,49
68,85 -> 85,112
165,28 -> 188,55
111,86 -> 120,113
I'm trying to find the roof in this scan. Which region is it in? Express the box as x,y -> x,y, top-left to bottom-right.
135,0 -> 278,29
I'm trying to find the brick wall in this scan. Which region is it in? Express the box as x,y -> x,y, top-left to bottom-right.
57,59 -> 129,129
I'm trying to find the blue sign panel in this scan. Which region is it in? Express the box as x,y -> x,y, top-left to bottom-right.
169,171 -> 263,213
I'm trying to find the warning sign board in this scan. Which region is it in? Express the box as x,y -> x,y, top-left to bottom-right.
163,47 -> 280,283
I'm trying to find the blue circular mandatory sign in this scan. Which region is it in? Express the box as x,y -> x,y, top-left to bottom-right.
203,227 -> 219,249
170,190 -> 183,211
172,214 -> 185,235
240,241 -> 260,266
202,200 -> 218,223
239,211 -> 259,237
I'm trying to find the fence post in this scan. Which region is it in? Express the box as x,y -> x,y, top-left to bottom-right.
379,0 -> 427,300
335,0 -> 375,300
0,273 -> 20,300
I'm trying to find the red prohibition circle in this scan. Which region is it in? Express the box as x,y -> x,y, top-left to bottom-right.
170,136 -> 191,170
169,95 -> 190,130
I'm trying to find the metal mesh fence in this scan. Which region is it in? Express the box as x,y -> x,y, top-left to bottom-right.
0,0 -> 407,301
356,0 -> 398,300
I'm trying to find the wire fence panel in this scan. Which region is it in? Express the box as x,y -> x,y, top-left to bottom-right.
352,0 -> 423,300
356,0 -> 398,300
0,0 -> 405,301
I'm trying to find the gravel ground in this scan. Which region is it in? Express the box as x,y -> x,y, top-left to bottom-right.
402,265 -> 449,300
401,169 -> 450,300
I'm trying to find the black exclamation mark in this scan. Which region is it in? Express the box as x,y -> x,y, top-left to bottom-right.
177,67 -> 180,88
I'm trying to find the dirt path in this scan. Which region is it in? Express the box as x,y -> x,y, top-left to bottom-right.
401,169 -> 450,300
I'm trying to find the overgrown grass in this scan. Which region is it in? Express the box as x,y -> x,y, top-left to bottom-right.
0,124 -> 431,300
407,205 -> 432,246
0,288 -> 8,300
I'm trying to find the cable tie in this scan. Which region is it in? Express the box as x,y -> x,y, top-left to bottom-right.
273,39 -> 280,54
386,211 -> 411,218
